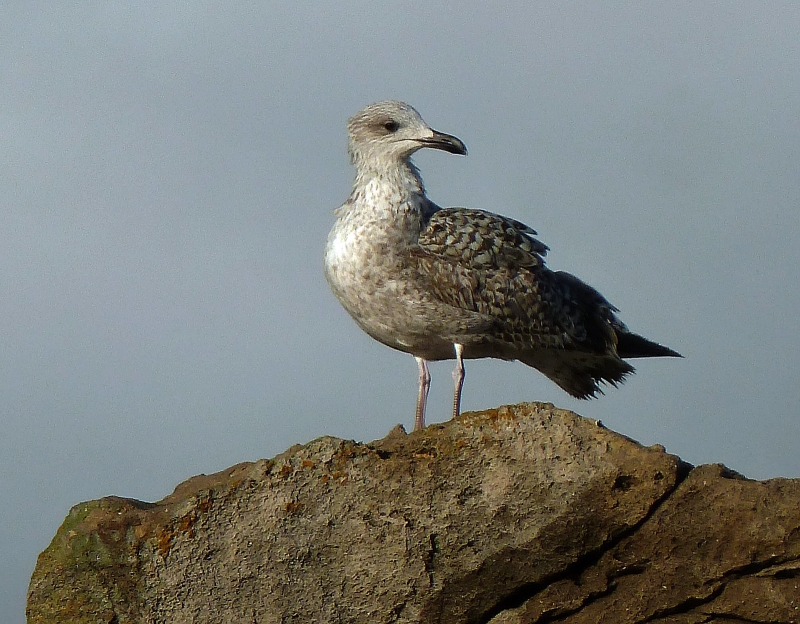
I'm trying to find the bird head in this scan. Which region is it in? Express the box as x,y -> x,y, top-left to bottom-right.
347,101 -> 467,168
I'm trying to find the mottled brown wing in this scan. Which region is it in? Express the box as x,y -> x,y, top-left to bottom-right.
412,208 -> 606,352
417,208 -> 548,269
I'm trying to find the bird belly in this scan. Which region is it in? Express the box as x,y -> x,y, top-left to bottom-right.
326,266 -> 451,358
325,232 -> 482,360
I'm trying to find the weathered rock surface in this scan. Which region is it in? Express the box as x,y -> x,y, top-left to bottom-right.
27,403 -> 800,623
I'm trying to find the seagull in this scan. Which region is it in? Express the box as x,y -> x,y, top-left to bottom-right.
324,101 -> 680,431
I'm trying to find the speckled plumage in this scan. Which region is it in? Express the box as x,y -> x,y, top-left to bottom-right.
324,101 -> 680,430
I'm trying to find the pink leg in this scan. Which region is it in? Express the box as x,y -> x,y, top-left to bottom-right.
414,356 -> 431,431
452,344 -> 465,420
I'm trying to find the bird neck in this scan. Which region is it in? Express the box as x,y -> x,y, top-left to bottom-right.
352,158 -> 426,201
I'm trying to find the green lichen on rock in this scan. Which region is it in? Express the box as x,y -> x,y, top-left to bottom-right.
27,497 -> 149,624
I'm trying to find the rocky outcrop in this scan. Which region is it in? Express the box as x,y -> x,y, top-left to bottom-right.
27,403 -> 800,623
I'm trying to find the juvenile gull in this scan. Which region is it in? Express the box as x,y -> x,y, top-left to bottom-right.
324,101 -> 680,431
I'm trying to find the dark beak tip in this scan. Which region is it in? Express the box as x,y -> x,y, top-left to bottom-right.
428,130 -> 468,156
450,139 -> 468,156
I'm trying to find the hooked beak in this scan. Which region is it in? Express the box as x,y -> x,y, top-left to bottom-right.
419,130 -> 468,156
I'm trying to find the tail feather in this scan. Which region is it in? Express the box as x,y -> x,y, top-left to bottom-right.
518,331 -> 680,400
616,332 -> 682,359
519,351 -> 635,400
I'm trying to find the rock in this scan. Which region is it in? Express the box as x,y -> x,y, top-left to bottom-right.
26,403 -> 800,623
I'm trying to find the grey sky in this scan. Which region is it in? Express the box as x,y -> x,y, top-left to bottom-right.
3,3 -> 800,621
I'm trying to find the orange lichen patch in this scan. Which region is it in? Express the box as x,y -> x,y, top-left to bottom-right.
334,444 -> 358,461
482,406 -> 517,425
172,495 -> 215,540
413,449 -> 437,460
301,459 -> 316,469
457,404 -> 542,433
177,514 -> 196,538
156,528 -> 173,558
331,471 -> 349,485
284,501 -> 304,515
278,463 -> 294,478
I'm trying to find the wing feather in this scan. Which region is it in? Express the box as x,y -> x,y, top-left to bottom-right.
411,208 -> 589,350
418,208 -> 548,269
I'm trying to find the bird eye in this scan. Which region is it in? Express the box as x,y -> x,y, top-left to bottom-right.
383,120 -> 400,133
